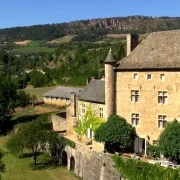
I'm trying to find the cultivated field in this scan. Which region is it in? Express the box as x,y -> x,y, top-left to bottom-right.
47,35 -> 77,44
14,40 -> 32,45
24,85 -> 57,102
13,46 -> 56,53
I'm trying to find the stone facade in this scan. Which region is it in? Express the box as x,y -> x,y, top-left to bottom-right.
52,112 -> 67,132
44,97 -> 70,106
116,71 -> 180,143
64,143 -> 122,180
77,100 -> 105,120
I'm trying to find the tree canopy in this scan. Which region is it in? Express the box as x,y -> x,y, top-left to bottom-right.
75,104 -> 103,140
94,115 -> 136,153
0,77 -> 17,118
7,116 -> 66,165
158,120 -> 180,160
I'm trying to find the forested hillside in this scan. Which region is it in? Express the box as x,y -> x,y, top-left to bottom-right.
0,42 -> 125,87
1,16 -> 180,42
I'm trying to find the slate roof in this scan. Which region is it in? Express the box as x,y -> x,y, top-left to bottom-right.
78,79 -> 105,104
104,48 -> 116,63
117,30 -> 180,70
43,86 -> 83,99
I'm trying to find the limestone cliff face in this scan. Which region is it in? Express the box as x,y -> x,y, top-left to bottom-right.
65,16 -> 180,33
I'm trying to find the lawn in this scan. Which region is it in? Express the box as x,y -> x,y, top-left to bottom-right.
13,46 -> 56,53
0,136 -> 79,180
24,85 -> 57,102
46,35 -> 77,44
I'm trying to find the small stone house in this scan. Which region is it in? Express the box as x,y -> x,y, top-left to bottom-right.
43,86 -> 83,106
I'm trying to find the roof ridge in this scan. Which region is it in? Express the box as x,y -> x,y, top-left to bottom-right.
151,29 -> 180,34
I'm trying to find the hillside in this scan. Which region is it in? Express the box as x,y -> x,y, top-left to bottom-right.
1,16 -> 180,41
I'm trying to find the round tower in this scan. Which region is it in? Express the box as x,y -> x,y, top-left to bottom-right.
104,48 -> 116,120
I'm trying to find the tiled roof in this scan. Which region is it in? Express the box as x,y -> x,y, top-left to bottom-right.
78,79 -> 105,103
43,86 -> 83,98
117,30 -> 180,70
104,48 -> 116,63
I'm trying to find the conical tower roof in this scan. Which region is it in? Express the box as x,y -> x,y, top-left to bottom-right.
104,48 -> 116,63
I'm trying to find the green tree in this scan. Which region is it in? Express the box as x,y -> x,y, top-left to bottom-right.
47,132 -> 66,165
16,90 -> 30,107
29,71 -> 51,87
75,104 -> 103,140
94,115 -> 136,153
0,152 -> 5,180
158,120 -> 180,160
7,116 -> 66,165
0,77 -> 17,118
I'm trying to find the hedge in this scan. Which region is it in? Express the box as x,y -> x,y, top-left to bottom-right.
113,155 -> 180,180
62,137 -> 76,149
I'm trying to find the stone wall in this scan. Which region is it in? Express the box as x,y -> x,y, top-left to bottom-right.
65,142 -> 123,180
52,112 -> 67,132
44,97 -> 70,106
77,100 -> 105,120
116,71 -> 180,143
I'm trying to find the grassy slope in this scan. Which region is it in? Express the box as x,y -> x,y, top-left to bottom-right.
0,136 -> 79,180
24,85 -> 57,102
47,35 -> 77,44
0,105 -> 78,180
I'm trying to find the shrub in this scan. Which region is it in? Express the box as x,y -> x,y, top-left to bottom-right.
62,137 -> 76,149
94,115 -> 136,153
113,155 -> 180,180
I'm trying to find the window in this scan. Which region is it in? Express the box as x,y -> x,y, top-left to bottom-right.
134,73 -> 138,80
99,107 -> 104,118
158,91 -> 168,104
160,74 -> 165,80
158,115 -> 167,128
147,74 -> 152,80
131,113 -> 139,126
82,104 -> 86,115
153,140 -> 158,146
131,90 -> 140,103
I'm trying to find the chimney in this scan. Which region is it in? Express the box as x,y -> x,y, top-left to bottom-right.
127,34 -> 139,56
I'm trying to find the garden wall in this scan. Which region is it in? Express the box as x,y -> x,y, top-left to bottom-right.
65,142 -> 124,180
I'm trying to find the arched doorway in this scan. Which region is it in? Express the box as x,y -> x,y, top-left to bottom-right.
70,156 -> 75,171
62,151 -> 68,166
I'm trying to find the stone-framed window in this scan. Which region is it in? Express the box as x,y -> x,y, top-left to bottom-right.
99,107 -> 104,118
153,140 -> 158,146
134,73 -> 138,80
147,74 -> 152,80
158,91 -> 168,104
131,113 -> 139,126
158,115 -> 167,128
82,104 -> 86,116
131,90 -> 140,103
160,74 -> 165,80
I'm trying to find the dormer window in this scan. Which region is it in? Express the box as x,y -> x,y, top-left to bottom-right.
134,73 -> 138,80
147,74 -> 152,80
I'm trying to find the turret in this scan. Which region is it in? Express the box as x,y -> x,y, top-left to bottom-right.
104,48 -> 116,120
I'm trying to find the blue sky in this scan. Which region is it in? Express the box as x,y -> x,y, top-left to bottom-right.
0,0 -> 180,28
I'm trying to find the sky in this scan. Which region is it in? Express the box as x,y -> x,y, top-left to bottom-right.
0,0 -> 180,28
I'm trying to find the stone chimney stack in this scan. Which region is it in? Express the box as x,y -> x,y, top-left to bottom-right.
69,92 -> 76,117
104,48 -> 116,120
127,34 -> 139,56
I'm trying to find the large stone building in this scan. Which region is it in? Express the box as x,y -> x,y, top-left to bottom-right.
53,30 -> 180,154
